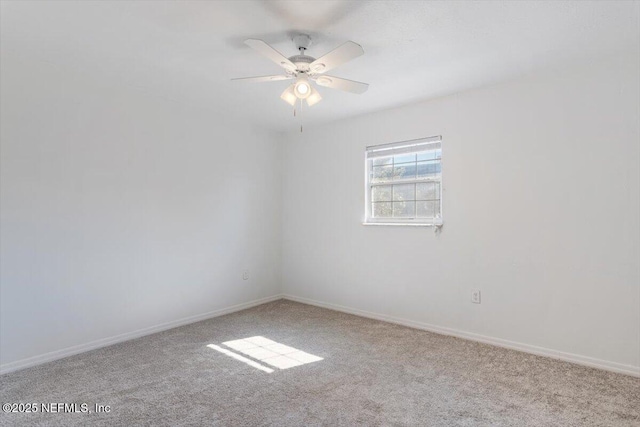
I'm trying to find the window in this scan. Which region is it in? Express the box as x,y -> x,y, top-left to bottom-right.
364,136 -> 442,226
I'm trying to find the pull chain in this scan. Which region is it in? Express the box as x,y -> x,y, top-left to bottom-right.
292,98 -> 303,132
299,98 -> 303,133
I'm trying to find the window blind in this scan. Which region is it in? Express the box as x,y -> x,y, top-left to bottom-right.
365,136 -> 442,159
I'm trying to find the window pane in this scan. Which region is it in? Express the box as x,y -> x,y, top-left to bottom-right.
372,165 -> 394,183
393,201 -> 415,217
416,182 -> 440,200
417,161 -> 441,178
372,202 -> 392,218
373,157 -> 392,167
417,201 -> 440,218
417,149 -> 441,162
393,153 -> 416,164
393,163 -> 416,180
371,185 -> 392,202
392,184 -> 414,201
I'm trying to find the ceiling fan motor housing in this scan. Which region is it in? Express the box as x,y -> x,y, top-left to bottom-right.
288,54 -> 315,72
291,34 -> 314,72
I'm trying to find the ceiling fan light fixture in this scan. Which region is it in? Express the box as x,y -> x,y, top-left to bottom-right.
280,85 -> 297,106
294,76 -> 311,99
306,86 -> 322,107
297,83 -> 309,94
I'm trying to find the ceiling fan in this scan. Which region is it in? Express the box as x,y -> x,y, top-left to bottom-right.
232,34 -> 368,108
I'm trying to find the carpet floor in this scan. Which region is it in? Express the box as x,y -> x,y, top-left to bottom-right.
1,299 -> 638,426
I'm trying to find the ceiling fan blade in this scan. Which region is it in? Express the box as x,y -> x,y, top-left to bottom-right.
309,41 -> 364,74
231,75 -> 293,83
244,39 -> 297,72
313,75 -> 368,94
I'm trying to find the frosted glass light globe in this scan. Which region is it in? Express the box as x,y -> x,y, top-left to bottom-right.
297,83 -> 309,94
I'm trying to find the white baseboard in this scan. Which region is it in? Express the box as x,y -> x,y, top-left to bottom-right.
0,294 -> 283,375
282,294 -> 640,378
5,293 -> 638,378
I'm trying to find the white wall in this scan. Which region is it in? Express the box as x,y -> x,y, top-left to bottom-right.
0,51 -> 282,368
282,54 -> 640,374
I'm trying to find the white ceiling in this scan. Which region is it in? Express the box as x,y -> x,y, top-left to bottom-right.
2,1 -> 639,132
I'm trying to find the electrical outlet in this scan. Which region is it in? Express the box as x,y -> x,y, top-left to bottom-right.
471,290 -> 481,304
242,270 -> 249,280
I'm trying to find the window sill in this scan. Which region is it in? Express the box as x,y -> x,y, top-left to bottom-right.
362,221 -> 443,228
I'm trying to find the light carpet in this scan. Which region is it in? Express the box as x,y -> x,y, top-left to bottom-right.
1,299 -> 638,426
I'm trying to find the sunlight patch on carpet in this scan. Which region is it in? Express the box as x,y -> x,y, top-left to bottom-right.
207,344 -> 274,373
208,336 -> 323,372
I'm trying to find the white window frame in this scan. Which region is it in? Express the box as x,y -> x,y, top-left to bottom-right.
363,136 -> 443,227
